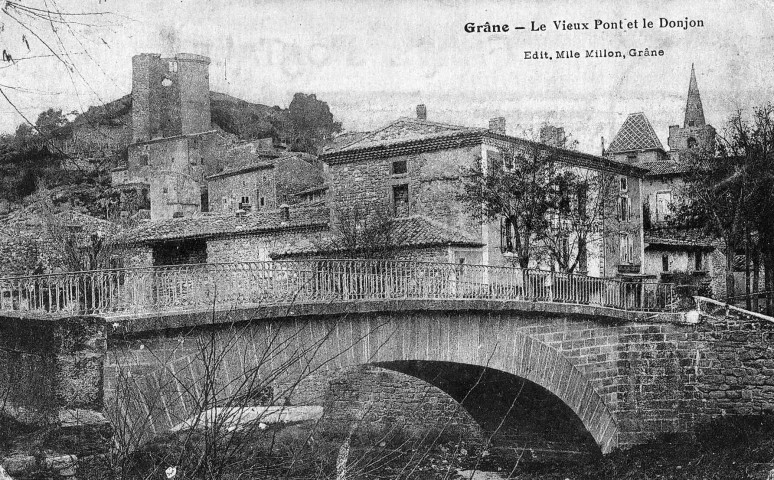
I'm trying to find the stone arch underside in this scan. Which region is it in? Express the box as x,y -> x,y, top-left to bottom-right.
105,311 -> 619,453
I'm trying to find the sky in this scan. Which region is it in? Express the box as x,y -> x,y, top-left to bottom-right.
1,0 -> 773,154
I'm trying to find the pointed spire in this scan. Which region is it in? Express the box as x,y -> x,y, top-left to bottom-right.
684,63 -> 706,128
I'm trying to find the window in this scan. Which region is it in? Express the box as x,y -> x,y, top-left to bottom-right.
500,218 -> 514,253
168,60 -> 178,73
162,186 -> 168,194
695,252 -> 703,271
239,196 -> 251,211
662,255 -> 669,272
487,150 -> 504,170
618,196 -> 631,222
241,196 -> 250,204
620,177 -> 628,192
503,151 -> 514,170
200,191 -> 209,212
687,137 -> 697,149
139,154 -> 149,166
688,121 -> 695,127
619,234 -> 633,264
392,160 -> 407,175
260,197 -> 265,207
655,191 -> 672,222
559,237 -> 570,261
393,184 -> 409,217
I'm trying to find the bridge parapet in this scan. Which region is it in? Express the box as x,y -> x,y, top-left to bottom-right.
0,260 -> 677,318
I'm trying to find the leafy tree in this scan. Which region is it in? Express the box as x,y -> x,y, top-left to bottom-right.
675,111 -> 750,300
34,108 -> 69,137
729,105 -> 774,312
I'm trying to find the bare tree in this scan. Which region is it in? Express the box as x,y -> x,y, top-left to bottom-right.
535,168 -> 618,273
458,143 -> 556,269
325,204 -> 404,259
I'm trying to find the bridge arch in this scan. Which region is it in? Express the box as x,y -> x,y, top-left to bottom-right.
105,309 -> 620,453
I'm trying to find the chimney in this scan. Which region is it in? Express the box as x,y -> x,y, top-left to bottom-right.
489,117 -> 506,135
416,104 -> 427,121
280,204 -> 290,221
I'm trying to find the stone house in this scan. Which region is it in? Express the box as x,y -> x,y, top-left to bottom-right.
207,151 -> 324,214
318,106 -> 647,277
112,204 -> 330,268
607,64 -> 726,296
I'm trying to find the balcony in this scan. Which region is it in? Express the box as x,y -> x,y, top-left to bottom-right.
617,264 -> 642,274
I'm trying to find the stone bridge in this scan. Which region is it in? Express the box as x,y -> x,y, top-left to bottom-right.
1,260 -> 773,457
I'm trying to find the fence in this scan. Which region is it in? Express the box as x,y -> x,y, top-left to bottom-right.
0,260 -> 677,318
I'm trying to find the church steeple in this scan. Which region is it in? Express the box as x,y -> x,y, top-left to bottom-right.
684,64 -> 706,128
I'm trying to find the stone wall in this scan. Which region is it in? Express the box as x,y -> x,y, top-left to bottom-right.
0,315 -> 106,424
667,124 -> 716,153
131,53 -> 210,142
207,229 -> 327,263
117,245 -> 153,269
327,146 -> 481,237
208,166 -> 277,213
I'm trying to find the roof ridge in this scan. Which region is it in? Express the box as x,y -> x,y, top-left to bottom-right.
335,116 -> 484,153
335,119 -> 404,150
396,116 -> 484,131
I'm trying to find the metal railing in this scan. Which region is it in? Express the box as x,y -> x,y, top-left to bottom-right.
695,296 -> 774,323
0,260 -> 677,318
725,291 -> 774,316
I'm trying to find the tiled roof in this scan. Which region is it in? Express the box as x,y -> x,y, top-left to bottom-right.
607,113 -> 665,153
322,131 -> 484,165
644,228 -> 718,249
271,215 -> 483,258
642,161 -> 692,177
112,204 -> 330,245
333,118 -> 485,153
320,117 -> 648,177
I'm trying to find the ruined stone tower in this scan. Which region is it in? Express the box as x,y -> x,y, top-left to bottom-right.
113,53 -> 222,220
667,64 -> 715,156
131,53 -> 211,142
